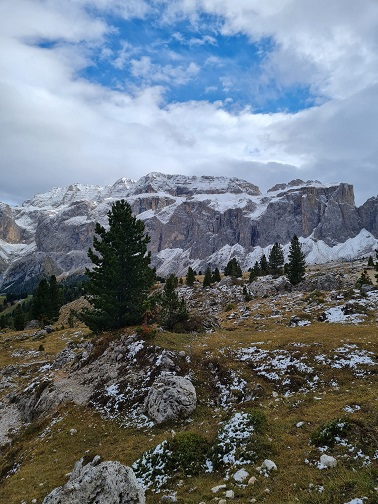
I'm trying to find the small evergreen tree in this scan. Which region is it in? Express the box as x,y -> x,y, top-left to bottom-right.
375,249 -> 378,283
158,274 -> 188,330
224,258 -> 242,277
367,255 -> 374,267
80,200 -> 155,332
287,235 -> 306,285
32,278 -> 52,326
203,267 -> 212,288
259,254 -> 269,275
355,270 -> 373,289
13,304 -> 25,331
186,267 -> 196,286
268,242 -> 284,275
249,261 -> 261,282
212,267 -> 221,283
49,275 -> 63,321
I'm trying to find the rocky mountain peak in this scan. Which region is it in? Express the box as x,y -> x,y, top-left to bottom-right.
268,179 -> 324,193
130,172 -> 261,197
0,173 -> 377,293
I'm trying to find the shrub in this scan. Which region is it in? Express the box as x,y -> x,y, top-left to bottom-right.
310,418 -> 351,447
170,432 -> 210,476
135,324 -> 156,339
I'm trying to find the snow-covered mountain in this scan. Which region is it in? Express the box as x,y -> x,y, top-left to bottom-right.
0,173 -> 377,292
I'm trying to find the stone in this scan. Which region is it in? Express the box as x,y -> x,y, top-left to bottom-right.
211,484 -> 227,493
233,468 -> 249,483
42,456 -> 145,503
145,375 -> 196,424
320,454 -> 337,468
225,490 -> 234,498
262,459 -> 277,471
248,476 -> 257,486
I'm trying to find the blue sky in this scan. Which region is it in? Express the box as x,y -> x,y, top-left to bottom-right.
80,16 -> 302,113
1,0 -> 378,205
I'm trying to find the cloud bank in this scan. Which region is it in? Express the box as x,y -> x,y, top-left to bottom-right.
1,0 -> 378,205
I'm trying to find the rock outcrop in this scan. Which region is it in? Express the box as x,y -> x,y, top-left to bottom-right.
42,456 -> 145,504
0,173 -> 377,292
145,375 -> 197,424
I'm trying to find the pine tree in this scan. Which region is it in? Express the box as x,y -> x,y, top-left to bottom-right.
13,304 -> 25,331
32,278 -> 52,326
49,275 -> 63,321
158,274 -> 188,330
355,270 -> 373,289
80,200 -> 155,332
203,267 -> 212,288
287,235 -> 306,285
212,267 -> 221,283
268,242 -> 284,275
249,261 -> 260,282
367,255 -> 374,267
224,258 -> 242,277
259,254 -> 269,275
375,250 -> 378,283
186,267 -> 196,286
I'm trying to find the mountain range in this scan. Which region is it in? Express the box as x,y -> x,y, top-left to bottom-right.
0,172 -> 377,293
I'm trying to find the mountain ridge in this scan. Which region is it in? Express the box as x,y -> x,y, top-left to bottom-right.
0,173 -> 377,293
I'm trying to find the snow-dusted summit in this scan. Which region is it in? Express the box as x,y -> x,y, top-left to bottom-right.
0,173 -> 377,292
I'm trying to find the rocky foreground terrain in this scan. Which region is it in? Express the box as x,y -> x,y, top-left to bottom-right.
0,261 -> 378,503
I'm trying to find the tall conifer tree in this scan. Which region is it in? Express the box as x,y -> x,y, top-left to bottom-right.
203,267 -> 212,287
80,200 -> 155,332
186,267 -> 196,286
268,242 -> 284,275
287,235 -> 306,285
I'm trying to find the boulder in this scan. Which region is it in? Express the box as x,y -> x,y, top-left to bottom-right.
250,276 -> 291,297
319,454 -> 337,468
42,456 -> 145,504
261,459 -> 277,471
233,468 -> 249,482
145,375 -> 196,424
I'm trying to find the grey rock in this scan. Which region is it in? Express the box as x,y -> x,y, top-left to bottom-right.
250,275 -> 291,297
361,284 -> 376,294
42,456 -> 145,504
319,454 -> 337,468
299,272 -> 353,291
145,375 -> 196,424
25,319 -> 40,329
233,468 -> 249,482
15,380 -> 67,423
261,459 -> 277,471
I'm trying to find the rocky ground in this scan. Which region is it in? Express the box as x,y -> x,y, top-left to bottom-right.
0,260 -> 377,504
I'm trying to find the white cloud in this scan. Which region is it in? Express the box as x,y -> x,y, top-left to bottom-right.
0,0 -> 378,207
130,57 -> 200,85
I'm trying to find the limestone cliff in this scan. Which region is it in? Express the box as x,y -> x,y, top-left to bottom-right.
0,173 -> 377,292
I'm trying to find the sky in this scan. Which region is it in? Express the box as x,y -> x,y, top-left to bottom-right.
1,0 -> 378,206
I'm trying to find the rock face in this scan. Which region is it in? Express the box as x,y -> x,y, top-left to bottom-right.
145,375 -> 197,424
42,456 -> 145,504
0,173 -> 377,292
